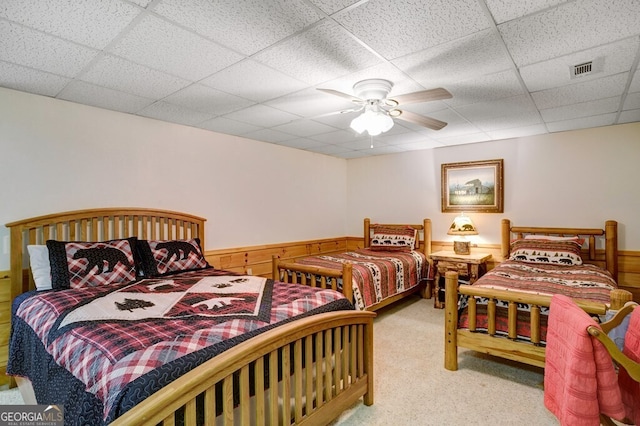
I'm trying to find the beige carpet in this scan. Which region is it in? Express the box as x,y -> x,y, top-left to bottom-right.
0,295 -> 560,425
331,295 -> 559,426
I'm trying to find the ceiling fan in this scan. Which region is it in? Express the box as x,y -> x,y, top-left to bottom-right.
317,79 -> 452,136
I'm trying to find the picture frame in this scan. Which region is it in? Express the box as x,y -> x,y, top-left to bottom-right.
441,159 -> 504,213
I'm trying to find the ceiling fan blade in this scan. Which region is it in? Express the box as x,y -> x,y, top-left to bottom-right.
388,88 -> 452,105
394,109 -> 448,131
317,88 -> 364,104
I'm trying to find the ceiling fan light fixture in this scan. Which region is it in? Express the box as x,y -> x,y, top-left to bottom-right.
350,108 -> 394,136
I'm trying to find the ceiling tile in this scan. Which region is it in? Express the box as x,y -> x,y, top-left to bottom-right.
0,20 -> 98,77
540,96 -> 620,122
0,60 -> 70,97
546,113 -> 616,132
629,70 -> 640,93
265,87 -> 354,118
153,0 -> 323,56
137,101 -> 214,126
436,133 -> 492,146
243,128 -> 297,143
252,20 -> 382,85
618,109 -> 640,123
222,104 -> 301,128
520,38 -> 639,92
531,73 -> 628,109
499,0 -> 640,66
1,1 -> 639,159
336,0 -> 489,60
443,70 -> 526,107
394,140 -> 445,151
306,144 -> 356,155
276,138 -> 326,150
486,124 -> 548,140
307,0 -> 361,15
162,84 -> 255,116
108,14 -> 244,81
272,119 -> 339,137
623,92 -> 640,110
197,116 -> 262,135
485,0 -> 568,24
392,29 -> 513,89
455,94 -> 538,121
58,80 -> 153,113
80,55 -> 190,99
0,0 -> 142,49
200,60 -> 307,103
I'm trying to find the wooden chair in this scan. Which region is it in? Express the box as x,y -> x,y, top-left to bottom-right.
588,302 -> 640,425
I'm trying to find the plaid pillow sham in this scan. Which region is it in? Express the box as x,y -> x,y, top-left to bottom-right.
46,238 -> 138,289
136,238 -> 210,277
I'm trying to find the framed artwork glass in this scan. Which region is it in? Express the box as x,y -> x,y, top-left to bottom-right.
441,159 -> 504,213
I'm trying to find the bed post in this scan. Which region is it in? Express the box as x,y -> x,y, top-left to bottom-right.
364,218 -> 371,248
501,219 -> 511,260
423,218 -> 432,257
605,220 -> 618,282
444,271 -> 459,371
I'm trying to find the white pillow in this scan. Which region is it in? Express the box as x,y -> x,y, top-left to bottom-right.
27,245 -> 52,291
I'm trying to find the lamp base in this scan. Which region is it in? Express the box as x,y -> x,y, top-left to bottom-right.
453,240 -> 471,255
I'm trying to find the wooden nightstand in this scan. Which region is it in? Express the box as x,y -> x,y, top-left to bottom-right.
430,250 -> 492,309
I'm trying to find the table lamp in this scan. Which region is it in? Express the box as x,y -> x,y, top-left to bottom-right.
447,213 -> 478,255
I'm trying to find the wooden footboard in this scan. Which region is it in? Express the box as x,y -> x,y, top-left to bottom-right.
444,271 -> 633,371
273,256 -> 354,304
111,310 -> 375,426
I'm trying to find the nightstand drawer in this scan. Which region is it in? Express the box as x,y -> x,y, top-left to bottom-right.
436,261 -> 469,275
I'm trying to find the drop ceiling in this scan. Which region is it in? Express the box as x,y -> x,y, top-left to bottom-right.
1,0 -> 639,159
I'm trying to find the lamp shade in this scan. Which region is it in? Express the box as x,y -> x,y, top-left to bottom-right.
447,214 -> 478,236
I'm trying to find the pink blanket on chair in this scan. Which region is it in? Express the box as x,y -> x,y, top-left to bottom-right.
544,294 -> 625,425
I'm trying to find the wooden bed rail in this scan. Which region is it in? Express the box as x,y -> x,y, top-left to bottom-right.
444,271 -> 633,371
273,257 -> 354,303
110,310 -> 376,426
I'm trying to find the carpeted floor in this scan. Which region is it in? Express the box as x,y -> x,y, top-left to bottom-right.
0,295 -> 559,425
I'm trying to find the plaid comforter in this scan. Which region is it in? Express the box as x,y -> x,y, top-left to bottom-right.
8,268 -> 353,424
295,248 -> 429,310
458,260 -> 618,341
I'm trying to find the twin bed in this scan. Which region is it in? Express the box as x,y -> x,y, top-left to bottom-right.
444,218 -> 632,370
273,218 -> 433,311
6,208 -> 375,425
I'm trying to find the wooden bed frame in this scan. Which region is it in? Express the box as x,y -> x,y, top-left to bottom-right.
6,207 -> 375,425
273,218 -> 433,311
444,218 -> 633,371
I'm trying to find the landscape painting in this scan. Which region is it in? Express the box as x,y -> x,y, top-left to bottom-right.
441,159 -> 504,213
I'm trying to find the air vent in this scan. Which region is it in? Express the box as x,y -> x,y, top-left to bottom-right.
573,61 -> 592,76
570,57 -> 604,79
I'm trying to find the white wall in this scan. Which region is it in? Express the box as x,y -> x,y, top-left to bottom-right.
347,123 -> 640,250
0,88 -> 348,270
2,87 -> 639,273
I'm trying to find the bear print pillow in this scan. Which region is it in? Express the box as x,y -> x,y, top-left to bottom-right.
135,238 -> 210,277
46,238 -> 138,289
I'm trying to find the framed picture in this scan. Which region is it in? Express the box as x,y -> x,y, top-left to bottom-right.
441,159 -> 504,213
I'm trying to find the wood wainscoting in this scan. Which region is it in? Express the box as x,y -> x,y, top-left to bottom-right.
0,272 -> 10,387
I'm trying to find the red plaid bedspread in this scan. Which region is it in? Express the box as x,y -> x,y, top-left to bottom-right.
458,260 -> 618,341
14,269 -> 350,420
295,248 -> 428,310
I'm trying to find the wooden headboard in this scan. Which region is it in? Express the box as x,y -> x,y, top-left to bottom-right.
5,208 -> 206,301
363,218 -> 432,257
500,218 -> 618,281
